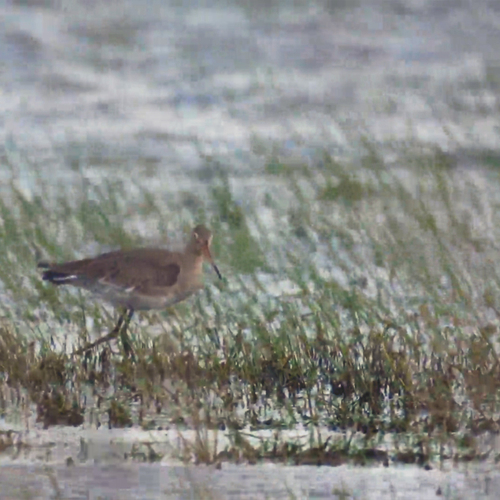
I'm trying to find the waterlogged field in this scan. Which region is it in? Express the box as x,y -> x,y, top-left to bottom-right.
1,139 -> 500,486
3,0 -> 500,497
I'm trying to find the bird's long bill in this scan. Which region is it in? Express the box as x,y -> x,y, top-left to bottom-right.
202,244 -> 222,280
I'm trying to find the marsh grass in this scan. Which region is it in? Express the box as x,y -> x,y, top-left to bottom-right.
1,140 -> 500,467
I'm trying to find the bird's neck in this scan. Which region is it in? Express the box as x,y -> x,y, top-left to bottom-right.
184,239 -> 202,257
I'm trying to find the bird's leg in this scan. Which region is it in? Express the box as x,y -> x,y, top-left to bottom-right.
119,309 -> 135,358
109,308 -> 131,337
74,308 -> 134,355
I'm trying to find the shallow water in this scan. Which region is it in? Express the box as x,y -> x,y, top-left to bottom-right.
1,410 -> 499,499
2,0 -> 500,193
0,460 -> 498,499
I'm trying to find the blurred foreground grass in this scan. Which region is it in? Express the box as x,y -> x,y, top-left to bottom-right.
1,140 -> 500,467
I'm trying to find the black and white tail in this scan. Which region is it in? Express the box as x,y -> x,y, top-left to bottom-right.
37,262 -> 77,285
